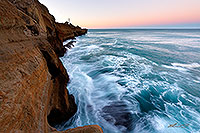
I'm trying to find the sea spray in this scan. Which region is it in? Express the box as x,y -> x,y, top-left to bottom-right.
60,29 -> 200,133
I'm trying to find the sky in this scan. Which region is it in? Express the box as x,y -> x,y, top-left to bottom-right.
39,0 -> 200,29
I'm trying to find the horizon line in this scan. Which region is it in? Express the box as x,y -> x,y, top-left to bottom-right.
88,27 -> 200,30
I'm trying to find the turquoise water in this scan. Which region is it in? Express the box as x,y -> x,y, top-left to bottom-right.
60,29 -> 200,133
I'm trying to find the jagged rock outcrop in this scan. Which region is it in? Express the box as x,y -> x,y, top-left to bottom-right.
0,0 -> 102,132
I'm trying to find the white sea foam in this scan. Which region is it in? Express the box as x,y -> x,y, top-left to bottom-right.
86,45 -> 99,49
60,29 -> 200,132
172,63 -> 200,68
151,116 -> 167,131
151,116 -> 189,133
103,40 -> 118,46
102,43 -> 113,46
162,65 -> 188,72
193,79 -> 200,83
114,40 -> 118,44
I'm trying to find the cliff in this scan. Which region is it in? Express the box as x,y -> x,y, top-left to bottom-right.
0,0 -> 102,132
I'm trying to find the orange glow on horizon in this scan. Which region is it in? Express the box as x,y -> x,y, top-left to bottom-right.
79,17 -> 200,29
73,9 -> 200,29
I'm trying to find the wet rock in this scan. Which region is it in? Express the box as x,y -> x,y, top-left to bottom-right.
64,41 -> 76,49
101,101 -> 136,131
65,125 -> 103,133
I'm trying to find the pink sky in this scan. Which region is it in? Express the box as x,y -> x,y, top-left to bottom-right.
39,0 -> 200,29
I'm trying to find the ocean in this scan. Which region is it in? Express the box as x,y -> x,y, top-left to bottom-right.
59,29 -> 200,133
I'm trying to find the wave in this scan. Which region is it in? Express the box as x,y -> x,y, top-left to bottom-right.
61,29 -> 200,133
162,63 -> 200,72
172,63 -> 200,68
162,65 -> 188,72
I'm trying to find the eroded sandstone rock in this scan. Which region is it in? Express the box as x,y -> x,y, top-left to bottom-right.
0,0 -> 100,132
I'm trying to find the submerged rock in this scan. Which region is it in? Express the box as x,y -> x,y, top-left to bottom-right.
101,101 -> 138,132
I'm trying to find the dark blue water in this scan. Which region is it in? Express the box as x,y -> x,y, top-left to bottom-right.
60,29 -> 200,133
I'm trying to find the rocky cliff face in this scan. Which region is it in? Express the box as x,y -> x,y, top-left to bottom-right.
0,0 -> 101,132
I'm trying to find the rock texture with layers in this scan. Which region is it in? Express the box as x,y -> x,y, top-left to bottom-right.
0,0 -> 102,132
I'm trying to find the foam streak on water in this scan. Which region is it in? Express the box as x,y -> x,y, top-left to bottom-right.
60,29 -> 200,133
